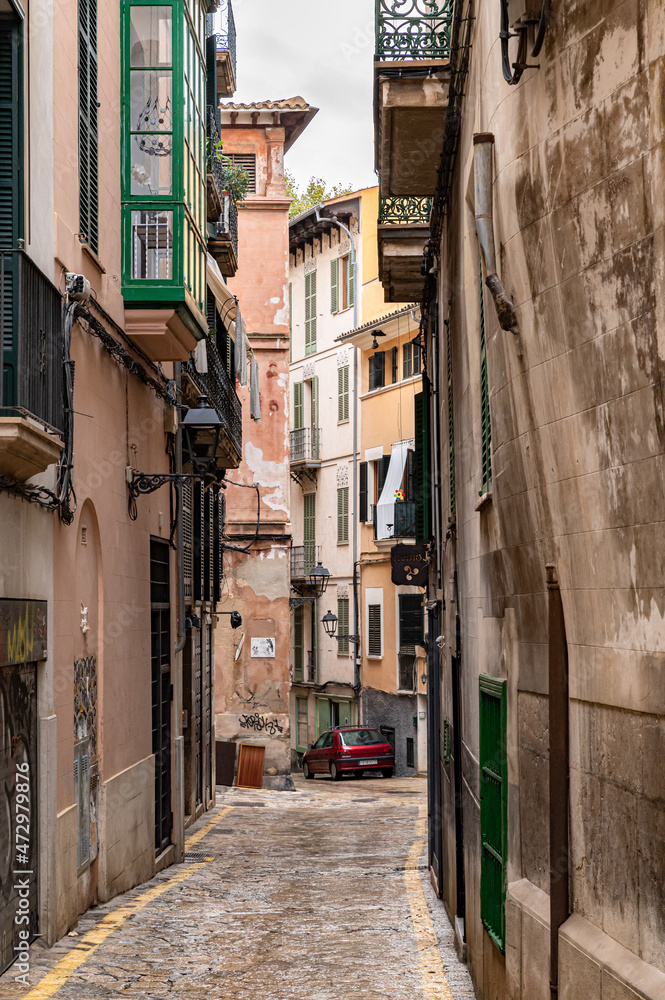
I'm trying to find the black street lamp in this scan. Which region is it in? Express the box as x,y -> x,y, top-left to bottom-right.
308,561 -> 331,598
322,610 -> 361,647
127,394 -> 224,519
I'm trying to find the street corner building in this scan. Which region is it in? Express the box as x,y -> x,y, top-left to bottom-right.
0,0 -> 250,974
373,0 -> 665,999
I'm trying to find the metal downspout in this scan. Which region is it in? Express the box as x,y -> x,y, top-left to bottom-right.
173,361 -> 185,862
546,564 -> 570,996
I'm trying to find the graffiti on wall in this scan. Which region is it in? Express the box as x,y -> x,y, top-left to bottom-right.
74,656 -> 98,865
0,601 -> 47,668
239,712 -> 284,735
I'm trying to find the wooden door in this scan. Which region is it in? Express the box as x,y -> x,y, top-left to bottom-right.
236,744 -> 265,789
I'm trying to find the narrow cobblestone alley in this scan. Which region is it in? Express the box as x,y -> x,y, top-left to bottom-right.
2,778 -> 475,1000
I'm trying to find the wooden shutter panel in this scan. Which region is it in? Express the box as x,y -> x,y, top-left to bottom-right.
303,492 -> 316,546
293,381 -> 304,430
414,388 -> 431,544
359,461 -> 368,523
479,676 -> 507,952
337,487 -> 349,544
312,374 -> 319,428
338,365 -> 349,422
348,255 -> 355,307
377,454 -> 391,496
305,270 -> 317,355
337,598 -> 349,655
213,492 -> 223,604
182,480 -> 193,605
370,351 -> 385,390
193,481 -> 204,603
367,604 -> 382,657
446,309 -> 456,516
293,605 -> 304,681
78,0 -> 99,254
330,257 -> 339,314
392,346 -> 398,383
399,594 -> 423,647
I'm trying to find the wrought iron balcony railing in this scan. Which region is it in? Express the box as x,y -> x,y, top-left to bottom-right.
290,427 -> 321,464
376,0 -> 453,62
216,0 -> 237,84
184,337 -> 241,463
207,108 -> 225,217
0,250 -> 65,434
216,195 -> 239,261
373,501 -> 416,539
290,544 -> 320,579
378,196 -> 432,225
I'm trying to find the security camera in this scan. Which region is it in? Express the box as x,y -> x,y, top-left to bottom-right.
230,611 -> 242,629
435,635 -> 446,649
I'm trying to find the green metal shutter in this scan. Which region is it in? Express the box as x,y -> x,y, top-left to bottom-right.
399,594 -> 423,647
305,270 -> 317,355
0,21 -> 21,408
348,255 -> 355,307
446,310 -> 456,516
479,675 -> 507,953
293,381 -> 304,430
293,605 -> 304,682
337,598 -> 349,655
359,461 -> 368,523
414,388 -> 431,544
330,257 -> 338,314
337,487 -> 349,544
311,374 -> 319,427
78,0 -> 99,254
480,258 -> 492,493
338,365 -> 349,422
303,492 -> 316,572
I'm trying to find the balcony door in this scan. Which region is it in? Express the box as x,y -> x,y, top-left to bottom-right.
303,492 -> 316,573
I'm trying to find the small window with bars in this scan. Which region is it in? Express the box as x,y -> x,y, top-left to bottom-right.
479,675 -> 507,953
337,598 -> 349,655
228,153 -> 256,193
367,603 -> 382,658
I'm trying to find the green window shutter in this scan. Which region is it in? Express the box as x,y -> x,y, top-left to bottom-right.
0,21 -> 22,408
479,675 -> 507,953
293,605 -> 304,682
414,388 -> 432,544
338,365 -> 349,422
305,270 -> 317,355
359,461 -> 368,523
480,257 -> 492,493
348,254 -> 355,307
337,487 -> 349,544
337,598 -> 349,655
311,374 -> 319,428
78,0 -> 99,254
446,310 -> 456,516
317,697 -> 331,737
303,492 -> 316,547
330,257 -> 339,314
399,594 -> 423,648
293,381 -> 304,430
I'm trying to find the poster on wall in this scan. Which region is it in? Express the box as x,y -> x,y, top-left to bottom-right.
250,637 -> 275,658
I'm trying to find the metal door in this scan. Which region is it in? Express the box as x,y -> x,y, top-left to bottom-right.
0,661 -> 37,977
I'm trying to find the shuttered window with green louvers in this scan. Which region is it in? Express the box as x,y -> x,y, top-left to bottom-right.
337,598 -> 349,655
480,258 -> 492,494
293,381 -> 304,430
330,258 -> 339,314
338,365 -> 349,423
347,254 -> 355,308
293,605 -> 304,682
414,387 -> 431,544
337,487 -> 349,544
305,270 -> 317,355
0,20 -> 22,409
78,0 -> 99,254
479,675 -> 507,953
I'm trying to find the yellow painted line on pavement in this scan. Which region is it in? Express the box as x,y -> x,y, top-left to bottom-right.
406,804 -> 454,1000
23,805 -> 234,1000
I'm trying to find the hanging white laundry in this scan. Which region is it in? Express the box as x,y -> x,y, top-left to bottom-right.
250,352 -> 261,422
193,338 -> 207,373
375,441 -> 410,540
234,304 -> 248,387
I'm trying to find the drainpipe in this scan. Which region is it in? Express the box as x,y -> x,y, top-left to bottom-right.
173,361 -> 185,862
546,563 -> 570,997
315,204 -> 361,709
473,134 -> 520,343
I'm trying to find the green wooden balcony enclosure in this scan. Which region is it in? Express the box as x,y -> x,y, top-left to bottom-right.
121,0 -> 209,340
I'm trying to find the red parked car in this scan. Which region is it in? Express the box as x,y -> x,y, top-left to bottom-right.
302,727 -> 394,781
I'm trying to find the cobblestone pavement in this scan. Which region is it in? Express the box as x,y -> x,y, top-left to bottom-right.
2,775 -> 476,1000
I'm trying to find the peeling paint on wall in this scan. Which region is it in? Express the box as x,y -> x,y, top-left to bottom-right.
244,441 -> 288,513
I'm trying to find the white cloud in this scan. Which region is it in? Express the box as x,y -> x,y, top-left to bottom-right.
230,0 -> 376,192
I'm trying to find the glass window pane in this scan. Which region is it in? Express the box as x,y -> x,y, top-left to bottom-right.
130,6 -> 172,66
130,70 -> 172,132
131,135 -> 173,195
131,210 -> 173,280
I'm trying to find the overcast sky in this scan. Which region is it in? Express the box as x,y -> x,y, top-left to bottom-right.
230,0 -> 377,193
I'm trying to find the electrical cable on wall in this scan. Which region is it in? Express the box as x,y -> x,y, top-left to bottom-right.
221,478 -> 261,553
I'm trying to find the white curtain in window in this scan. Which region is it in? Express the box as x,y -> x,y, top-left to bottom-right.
375,441 -> 409,540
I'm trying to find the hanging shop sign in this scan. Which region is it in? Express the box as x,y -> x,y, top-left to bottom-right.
391,544 -> 429,587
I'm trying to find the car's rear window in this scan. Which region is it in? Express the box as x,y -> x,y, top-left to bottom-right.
339,729 -> 386,747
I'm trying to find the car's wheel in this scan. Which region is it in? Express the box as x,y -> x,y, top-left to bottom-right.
330,761 -> 342,781
381,768 -> 393,779
303,761 -> 314,780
